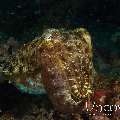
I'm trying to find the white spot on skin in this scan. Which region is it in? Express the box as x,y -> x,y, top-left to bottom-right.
71,85 -> 78,89
74,89 -> 79,93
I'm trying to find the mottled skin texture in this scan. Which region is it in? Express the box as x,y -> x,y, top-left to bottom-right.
4,28 -> 95,113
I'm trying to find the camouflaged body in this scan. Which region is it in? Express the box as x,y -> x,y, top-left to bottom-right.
3,28 -> 95,113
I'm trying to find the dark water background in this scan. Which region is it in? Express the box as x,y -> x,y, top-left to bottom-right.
0,0 -> 120,35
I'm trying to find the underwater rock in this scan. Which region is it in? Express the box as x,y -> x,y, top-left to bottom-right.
92,114 -> 110,120
0,112 -> 14,120
113,99 -> 120,120
7,37 -> 19,55
0,37 -> 19,83
2,28 -> 95,114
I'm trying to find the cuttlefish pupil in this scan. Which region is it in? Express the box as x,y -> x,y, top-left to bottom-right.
3,28 -> 95,113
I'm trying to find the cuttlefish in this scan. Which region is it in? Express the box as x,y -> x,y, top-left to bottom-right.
2,28 -> 95,113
